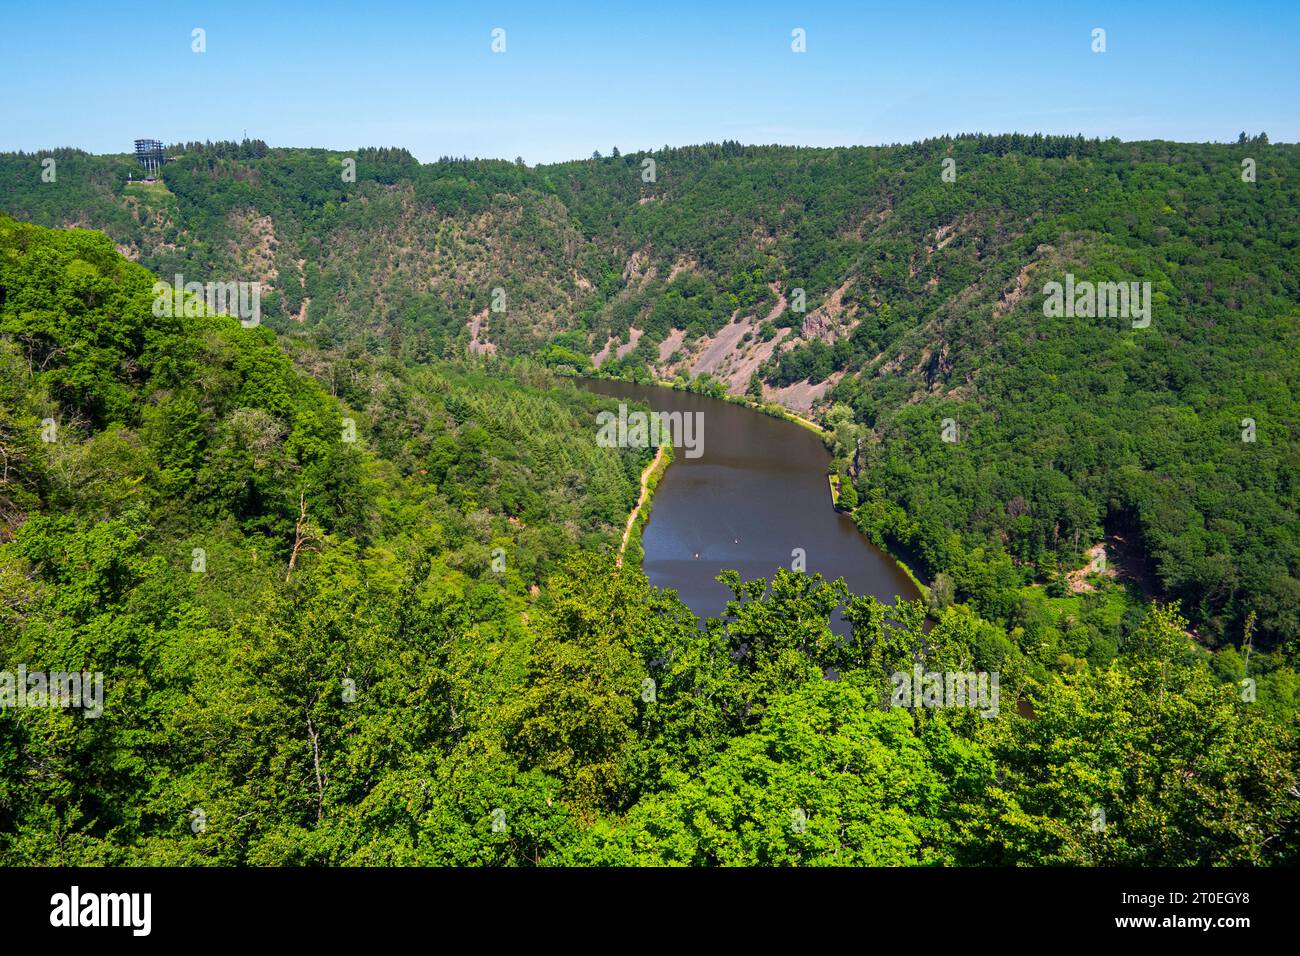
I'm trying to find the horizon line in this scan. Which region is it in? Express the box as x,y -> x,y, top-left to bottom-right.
2,130 -> 1290,168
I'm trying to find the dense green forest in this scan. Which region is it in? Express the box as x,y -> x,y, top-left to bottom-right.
0,132 -> 1297,864
3,135 -> 1295,651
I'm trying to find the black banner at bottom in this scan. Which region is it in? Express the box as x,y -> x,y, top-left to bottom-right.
0,865 -> 1278,942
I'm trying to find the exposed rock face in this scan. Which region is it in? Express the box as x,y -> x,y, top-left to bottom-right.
622,247 -> 654,284
994,257 -> 1042,317
800,279 -> 854,343
689,314 -> 748,377
657,328 -> 686,364
615,328 -> 643,359
763,372 -> 843,414
592,327 -> 645,367
467,309 -> 497,356
591,336 -> 615,368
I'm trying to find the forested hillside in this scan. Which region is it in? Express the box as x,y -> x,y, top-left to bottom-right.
0,215 -> 641,860
0,214 -> 1296,866
3,135 -> 1295,650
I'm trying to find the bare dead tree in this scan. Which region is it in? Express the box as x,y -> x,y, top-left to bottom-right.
305,700 -> 325,823
286,491 -> 320,582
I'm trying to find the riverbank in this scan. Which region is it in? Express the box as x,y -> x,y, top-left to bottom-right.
667,377 -> 830,437
738,398 -> 932,598
607,375 -> 929,594
581,375 -> 924,614
580,368 -> 831,437
617,442 -> 672,568
737,394 -> 826,437
888,550 -> 931,600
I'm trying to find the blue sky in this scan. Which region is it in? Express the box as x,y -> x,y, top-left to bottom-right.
1,0 -> 1296,163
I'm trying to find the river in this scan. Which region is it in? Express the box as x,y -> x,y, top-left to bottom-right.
581,378 -> 921,627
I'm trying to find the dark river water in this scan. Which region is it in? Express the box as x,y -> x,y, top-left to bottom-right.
581,378 -> 920,626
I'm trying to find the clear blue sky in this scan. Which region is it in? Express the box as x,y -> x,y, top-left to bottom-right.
2,0 -> 1296,163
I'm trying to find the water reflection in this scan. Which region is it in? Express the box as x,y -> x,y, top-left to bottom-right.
581,378 -> 920,631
